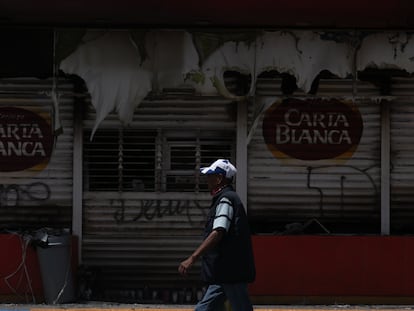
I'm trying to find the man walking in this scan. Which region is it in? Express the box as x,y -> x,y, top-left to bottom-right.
178,159 -> 256,311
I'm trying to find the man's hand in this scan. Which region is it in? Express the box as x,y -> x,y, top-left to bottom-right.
178,229 -> 224,276
178,255 -> 196,276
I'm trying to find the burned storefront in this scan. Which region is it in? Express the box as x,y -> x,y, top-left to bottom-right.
1,0 -> 414,304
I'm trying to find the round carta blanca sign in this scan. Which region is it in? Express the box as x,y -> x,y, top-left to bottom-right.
0,106 -> 54,172
262,98 -> 363,161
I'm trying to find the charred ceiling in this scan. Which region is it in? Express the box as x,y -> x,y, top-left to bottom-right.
0,0 -> 414,29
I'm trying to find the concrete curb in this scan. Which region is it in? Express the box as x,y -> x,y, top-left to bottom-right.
1,306 -> 414,311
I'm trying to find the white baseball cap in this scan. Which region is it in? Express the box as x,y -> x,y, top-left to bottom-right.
200,159 -> 237,178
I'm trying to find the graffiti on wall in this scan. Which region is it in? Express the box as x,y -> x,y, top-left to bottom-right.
261,97 -> 375,215
0,182 -> 50,207
112,198 -> 207,226
306,164 -> 379,214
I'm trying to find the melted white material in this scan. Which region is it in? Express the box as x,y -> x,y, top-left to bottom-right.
59,30 -> 414,133
60,31 -> 152,136
198,31 -> 354,97
144,31 -> 199,91
358,32 -> 414,72
271,31 -> 353,91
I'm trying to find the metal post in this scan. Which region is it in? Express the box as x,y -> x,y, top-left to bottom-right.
72,100 -> 83,263
381,100 -> 390,235
236,100 -> 248,211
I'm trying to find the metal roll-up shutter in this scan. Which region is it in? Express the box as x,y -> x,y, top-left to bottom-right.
248,76 -> 382,234
0,78 -> 74,230
82,95 -> 237,301
390,77 -> 414,233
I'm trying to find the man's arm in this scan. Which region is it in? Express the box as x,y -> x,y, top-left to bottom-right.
178,228 -> 224,276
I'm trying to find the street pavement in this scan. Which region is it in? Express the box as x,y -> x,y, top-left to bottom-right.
1,303 -> 414,311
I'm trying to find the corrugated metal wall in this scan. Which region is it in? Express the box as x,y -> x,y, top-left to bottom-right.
390,77 -> 414,233
80,74 -> 414,300
0,78 -> 74,231
82,95 -> 237,301
248,76 -> 382,234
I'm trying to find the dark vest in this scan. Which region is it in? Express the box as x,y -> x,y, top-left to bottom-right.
201,186 -> 256,284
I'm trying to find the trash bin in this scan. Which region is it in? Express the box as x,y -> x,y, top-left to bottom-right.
36,233 -> 75,304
